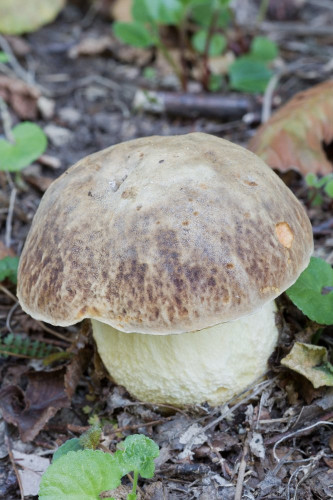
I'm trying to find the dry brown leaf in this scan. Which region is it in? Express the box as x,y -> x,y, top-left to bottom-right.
0,75 -> 40,120
0,349 -> 90,442
248,81 -> 333,175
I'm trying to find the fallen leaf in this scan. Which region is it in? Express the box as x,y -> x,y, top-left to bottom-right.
249,431 -> 265,459
13,450 -> 50,497
248,81 -> 333,175
0,349 -> 90,441
0,75 -> 40,120
0,0 -> 66,35
178,423 -> 207,460
281,342 -> 333,388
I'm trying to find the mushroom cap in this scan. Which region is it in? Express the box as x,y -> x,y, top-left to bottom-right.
17,133 -> 313,334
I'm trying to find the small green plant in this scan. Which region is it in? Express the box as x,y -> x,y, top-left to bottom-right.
305,172 -> 333,206
0,255 -> 19,283
113,0 -> 277,92
0,121 -> 47,172
0,332 -> 57,359
286,257 -> 333,325
39,433 -> 159,500
228,36 -> 278,93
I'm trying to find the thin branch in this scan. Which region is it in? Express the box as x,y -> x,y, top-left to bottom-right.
5,187 -> 17,248
273,420 -> 333,462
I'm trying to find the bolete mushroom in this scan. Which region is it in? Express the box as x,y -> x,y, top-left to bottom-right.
17,133 -> 313,406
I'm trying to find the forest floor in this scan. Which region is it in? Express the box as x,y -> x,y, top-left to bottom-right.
0,1 -> 333,499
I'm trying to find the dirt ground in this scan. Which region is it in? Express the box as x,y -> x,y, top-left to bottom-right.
0,1 -> 333,499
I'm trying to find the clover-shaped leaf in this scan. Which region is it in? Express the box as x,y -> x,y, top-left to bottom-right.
116,434 -> 159,479
0,122 -> 47,172
286,257 -> 333,325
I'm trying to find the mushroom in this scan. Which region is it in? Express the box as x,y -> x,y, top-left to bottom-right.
17,133 -> 313,406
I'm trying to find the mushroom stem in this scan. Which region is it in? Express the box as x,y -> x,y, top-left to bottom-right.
92,300 -> 278,406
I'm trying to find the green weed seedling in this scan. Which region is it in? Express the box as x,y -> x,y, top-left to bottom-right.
39,432 -> 159,500
0,121 -> 47,173
228,35 -> 278,93
113,0 -> 277,92
305,173 -> 333,206
287,257 -> 333,325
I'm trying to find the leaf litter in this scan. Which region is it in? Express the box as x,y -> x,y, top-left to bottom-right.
0,1 -> 333,499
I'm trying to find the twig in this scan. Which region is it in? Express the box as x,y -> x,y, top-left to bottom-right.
0,283 -> 17,301
0,34 -> 50,96
6,300 -> 19,334
0,34 -> 34,85
5,186 -> 17,248
133,89 -> 257,119
273,420 -> 333,462
234,438 -> 249,500
261,72 -> 280,123
0,95 -> 14,142
0,192 -> 29,223
34,319 -> 70,342
4,425 -> 24,500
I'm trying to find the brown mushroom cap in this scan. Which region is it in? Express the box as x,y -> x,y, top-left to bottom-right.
17,133 -> 313,334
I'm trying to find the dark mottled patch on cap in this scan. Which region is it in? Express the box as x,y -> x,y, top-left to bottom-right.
17,133 -> 313,334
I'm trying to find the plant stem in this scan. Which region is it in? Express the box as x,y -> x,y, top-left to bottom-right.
130,470 -> 139,499
201,9 -> 220,91
157,40 -> 186,90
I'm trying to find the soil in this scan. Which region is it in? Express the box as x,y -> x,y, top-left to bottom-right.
0,1 -> 333,499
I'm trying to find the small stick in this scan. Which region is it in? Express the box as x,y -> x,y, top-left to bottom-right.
234,438 -> 249,500
5,186 -> 16,248
273,420 -> 333,462
0,95 -> 14,142
133,89 -> 257,119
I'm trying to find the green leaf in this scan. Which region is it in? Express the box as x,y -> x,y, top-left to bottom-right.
286,257 -> 333,325
53,439 -> 83,463
190,1 -> 231,28
132,0 -> 183,24
39,450 -> 122,500
0,256 -> 19,283
192,30 -> 226,56
113,22 -> 154,48
0,51 -> 9,63
305,172 -> 318,187
229,57 -> 272,93
0,122 -> 47,172
115,434 -> 159,479
250,36 -> 278,62
281,342 -> 333,388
